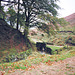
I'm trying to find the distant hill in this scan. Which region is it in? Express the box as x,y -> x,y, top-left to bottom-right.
59,13 -> 75,31
64,13 -> 75,25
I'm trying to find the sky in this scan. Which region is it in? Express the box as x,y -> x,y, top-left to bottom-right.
57,0 -> 75,18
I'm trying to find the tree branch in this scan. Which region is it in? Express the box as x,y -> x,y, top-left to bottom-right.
1,0 -> 21,4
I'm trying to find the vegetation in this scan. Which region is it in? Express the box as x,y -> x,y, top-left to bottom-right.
65,36 -> 75,46
6,7 -> 17,27
0,46 -> 75,73
0,0 -> 69,55
29,28 -> 75,46
47,45 -> 61,51
0,0 -> 75,74
0,49 -> 32,63
0,0 -> 68,36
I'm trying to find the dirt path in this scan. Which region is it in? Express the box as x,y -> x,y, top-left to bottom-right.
0,56 -> 75,75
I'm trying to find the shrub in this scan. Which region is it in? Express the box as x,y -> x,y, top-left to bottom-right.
65,36 -> 75,46
1,49 -> 32,63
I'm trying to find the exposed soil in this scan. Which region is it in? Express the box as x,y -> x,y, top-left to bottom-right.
0,56 -> 75,75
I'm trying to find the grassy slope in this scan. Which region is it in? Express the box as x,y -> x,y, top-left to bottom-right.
0,46 -> 75,74
29,29 -> 75,46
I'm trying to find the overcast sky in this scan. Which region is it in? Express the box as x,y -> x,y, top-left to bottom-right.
57,0 -> 75,18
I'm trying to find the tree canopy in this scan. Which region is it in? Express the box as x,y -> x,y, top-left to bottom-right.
0,0 -> 68,36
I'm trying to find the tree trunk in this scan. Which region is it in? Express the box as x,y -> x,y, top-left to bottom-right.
24,28 -> 28,37
10,21 -> 13,27
27,38 -> 37,51
0,0 -> 1,8
16,0 -> 20,30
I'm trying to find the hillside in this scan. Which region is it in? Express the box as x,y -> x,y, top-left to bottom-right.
28,13 -> 75,46
0,18 -> 28,61
0,16 -> 75,75
0,47 -> 75,75
64,13 -> 75,25
64,13 -> 75,31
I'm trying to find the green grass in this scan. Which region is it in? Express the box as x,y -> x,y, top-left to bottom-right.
14,65 -> 26,69
47,45 -> 62,51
